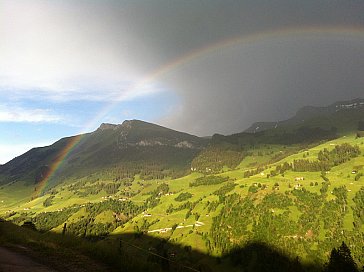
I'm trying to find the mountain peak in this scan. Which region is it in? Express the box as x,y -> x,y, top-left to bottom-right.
121,119 -> 161,127
97,123 -> 118,131
97,120 -> 151,131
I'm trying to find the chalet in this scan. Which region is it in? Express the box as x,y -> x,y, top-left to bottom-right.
294,184 -> 302,189
295,177 -> 304,181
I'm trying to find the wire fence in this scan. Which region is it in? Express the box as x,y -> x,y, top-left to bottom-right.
119,238 -> 200,272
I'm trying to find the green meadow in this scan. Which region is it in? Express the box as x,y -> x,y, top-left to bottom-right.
1,132 -> 363,271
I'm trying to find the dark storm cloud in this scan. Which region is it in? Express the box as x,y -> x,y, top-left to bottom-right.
2,0 -> 364,135
160,35 -> 364,135
113,0 -> 364,135
86,0 -> 364,70
90,0 -> 364,135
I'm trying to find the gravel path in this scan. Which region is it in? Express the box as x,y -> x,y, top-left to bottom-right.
0,247 -> 57,272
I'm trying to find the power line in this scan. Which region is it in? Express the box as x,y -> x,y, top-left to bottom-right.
119,238 -> 200,272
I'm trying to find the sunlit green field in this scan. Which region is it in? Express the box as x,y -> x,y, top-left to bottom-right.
1,134 -> 363,269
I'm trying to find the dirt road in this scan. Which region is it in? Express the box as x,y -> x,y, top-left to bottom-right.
147,221 -> 205,233
0,246 -> 57,272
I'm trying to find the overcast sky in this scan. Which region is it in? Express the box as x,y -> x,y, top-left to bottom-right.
1,0 -> 364,163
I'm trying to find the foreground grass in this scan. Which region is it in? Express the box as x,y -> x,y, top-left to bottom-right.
0,221 -> 128,271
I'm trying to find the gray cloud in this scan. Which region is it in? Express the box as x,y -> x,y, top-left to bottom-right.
160,35 -> 364,135
1,0 -> 364,135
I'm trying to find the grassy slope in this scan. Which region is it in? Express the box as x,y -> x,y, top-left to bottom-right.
1,134 -> 363,269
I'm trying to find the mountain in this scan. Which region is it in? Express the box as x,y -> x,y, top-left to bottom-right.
0,120 -> 208,187
0,136 -> 77,185
245,98 -> 364,134
190,99 -> 364,174
2,99 -> 364,187
1,99 -> 363,187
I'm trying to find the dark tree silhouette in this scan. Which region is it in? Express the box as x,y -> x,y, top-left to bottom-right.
326,242 -> 358,272
358,121 -> 364,131
229,242 -> 305,272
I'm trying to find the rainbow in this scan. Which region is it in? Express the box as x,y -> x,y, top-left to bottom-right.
32,134 -> 84,197
32,25 -> 364,198
83,25 -> 364,132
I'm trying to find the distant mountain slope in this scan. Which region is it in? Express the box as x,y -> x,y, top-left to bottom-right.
245,98 -> 364,133
0,136 -> 77,185
1,99 -> 363,187
0,120 -> 208,186
191,98 -> 364,173
62,120 -> 208,178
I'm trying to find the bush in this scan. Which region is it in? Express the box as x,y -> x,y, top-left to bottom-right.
175,192 -> 193,202
189,175 -> 229,187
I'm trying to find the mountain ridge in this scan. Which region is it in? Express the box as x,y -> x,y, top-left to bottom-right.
244,97 -> 364,133
0,98 -> 363,187
0,119 -> 209,187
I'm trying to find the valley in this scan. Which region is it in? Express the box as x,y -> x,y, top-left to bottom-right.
0,99 -> 363,271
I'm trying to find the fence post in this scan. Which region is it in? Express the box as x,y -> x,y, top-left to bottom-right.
62,223 -> 67,235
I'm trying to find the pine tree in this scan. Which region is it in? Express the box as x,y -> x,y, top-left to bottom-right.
337,242 -> 358,271
326,242 -> 358,272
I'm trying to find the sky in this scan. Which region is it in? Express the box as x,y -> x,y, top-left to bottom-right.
1,0 -> 364,163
